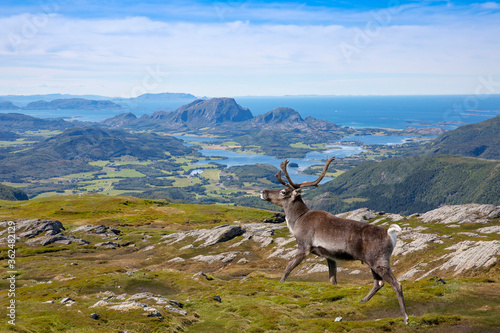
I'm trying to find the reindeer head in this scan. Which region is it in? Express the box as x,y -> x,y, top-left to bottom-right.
260,157 -> 335,208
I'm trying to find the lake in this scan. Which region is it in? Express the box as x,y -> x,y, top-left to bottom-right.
195,145 -> 364,184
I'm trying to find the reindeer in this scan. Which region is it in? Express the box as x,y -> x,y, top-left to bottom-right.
260,157 -> 409,324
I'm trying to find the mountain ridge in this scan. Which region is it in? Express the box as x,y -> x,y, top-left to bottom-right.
424,114 -> 500,160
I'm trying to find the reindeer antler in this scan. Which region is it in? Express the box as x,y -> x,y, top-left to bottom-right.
275,157 -> 335,189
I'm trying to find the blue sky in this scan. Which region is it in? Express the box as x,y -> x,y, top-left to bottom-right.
1,0 -> 499,97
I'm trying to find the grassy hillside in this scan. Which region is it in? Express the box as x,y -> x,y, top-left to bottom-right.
306,155 -> 500,215
425,114 -> 500,160
0,195 -> 498,332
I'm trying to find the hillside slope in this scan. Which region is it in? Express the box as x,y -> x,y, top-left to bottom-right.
0,113 -> 77,131
0,183 -> 28,200
425,114 -> 500,160
0,195 -> 498,332
0,127 -> 198,179
306,155 -> 500,215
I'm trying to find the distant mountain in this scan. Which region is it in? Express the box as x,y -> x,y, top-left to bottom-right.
0,113 -> 77,131
0,127 -> 199,180
116,92 -> 196,103
124,97 -> 253,130
24,98 -> 123,110
0,101 -> 20,110
0,92 -> 198,108
241,107 -> 345,145
424,114 -> 500,160
170,98 -> 253,127
100,99 -> 351,158
111,92 -> 198,111
252,107 -> 303,124
305,155 -> 500,215
100,112 -> 137,127
0,184 -> 28,201
0,94 -> 109,107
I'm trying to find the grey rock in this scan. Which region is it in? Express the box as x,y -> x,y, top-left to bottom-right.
26,234 -> 89,246
0,219 -> 90,246
477,226 -> 500,234
90,313 -> 100,320
192,251 -> 251,264
71,224 -> 121,236
60,297 -> 75,304
336,208 -> 377,222
165,305 -> 187,316
0,219 -> 64,239
95,241 -> 120,249
419,204 -> 499,224
162,224 -> 245,247
392,228 -> 443,256
144,307 -> 162,317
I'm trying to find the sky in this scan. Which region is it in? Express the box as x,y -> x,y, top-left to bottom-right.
1,0 -> 499,97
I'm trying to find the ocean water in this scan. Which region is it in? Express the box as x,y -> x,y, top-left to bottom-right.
235,95 -> 500,129
4,95 -> 500,129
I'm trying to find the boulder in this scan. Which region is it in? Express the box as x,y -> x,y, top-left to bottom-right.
71,224 -> 121,236
0,219 -> 89,246
336,208 -> 377,222
0,219 -> 64,239
95,241 -> 120,249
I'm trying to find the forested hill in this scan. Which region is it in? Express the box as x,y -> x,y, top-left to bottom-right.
0,183 -> 28,200
424,114 -> 500,160
0,128 -> 198,180
305,155 -> 500,215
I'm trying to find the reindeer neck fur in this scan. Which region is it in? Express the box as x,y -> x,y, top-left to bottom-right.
282,195 -> 309,232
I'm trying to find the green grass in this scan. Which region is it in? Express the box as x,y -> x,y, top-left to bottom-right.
0,195 -> 499,332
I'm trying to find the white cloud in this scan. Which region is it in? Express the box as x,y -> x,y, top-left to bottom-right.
479,2 -> 500,10
0,2 -> 499,96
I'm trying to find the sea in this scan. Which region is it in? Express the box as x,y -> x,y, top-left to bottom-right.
6,94 -> 500,130
234,95 -> 500,129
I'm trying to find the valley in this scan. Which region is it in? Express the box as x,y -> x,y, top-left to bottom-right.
0,94 -> 499,332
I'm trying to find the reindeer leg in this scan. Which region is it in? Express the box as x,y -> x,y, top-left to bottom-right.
280,249 -> 308,283
361,269 -> 384,303
327,259 -> 337,285
371,265 -> 409,325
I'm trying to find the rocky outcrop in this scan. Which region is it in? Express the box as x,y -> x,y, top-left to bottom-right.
71,224 -> 121,237
336,208 -> 379,222
0,219 -> 89,245
89,291 -> 186,317
407,240 -> 500,280
192,251 -> 252,264
419,204 -> 500,224
162,224 -> 245,248
392,227 -> 443,257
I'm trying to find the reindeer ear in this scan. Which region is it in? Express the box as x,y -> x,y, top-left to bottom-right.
291,189 -> 302,199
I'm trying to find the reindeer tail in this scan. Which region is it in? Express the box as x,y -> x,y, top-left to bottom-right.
387,224 -> 402,248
